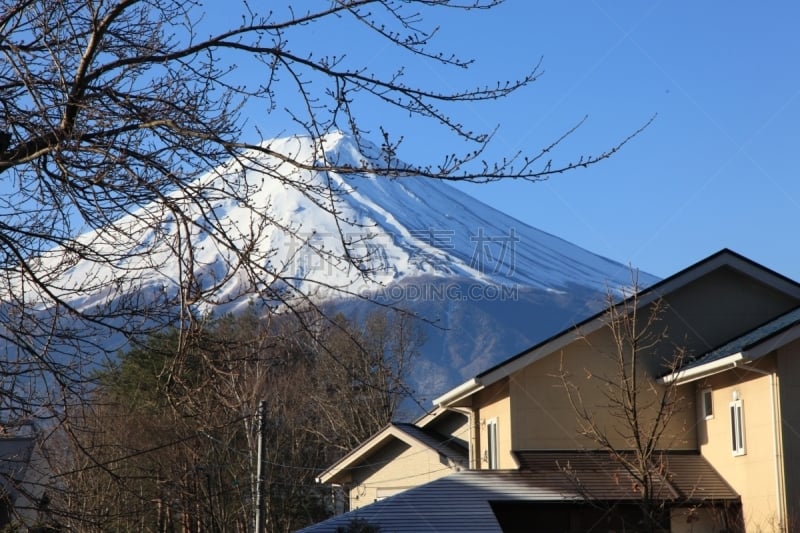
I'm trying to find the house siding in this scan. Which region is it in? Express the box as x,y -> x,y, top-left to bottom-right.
344,439 -> 459,510
777,337 -> 800,528
475,379 -> 513,469
509,325 -> 696,451
698,358 -> 783,531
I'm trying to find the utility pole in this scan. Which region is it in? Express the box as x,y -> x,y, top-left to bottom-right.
254,400 -> 268,533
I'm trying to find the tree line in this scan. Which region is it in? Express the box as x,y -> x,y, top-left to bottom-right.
39,308 -> 422,532
0,1 -> 644,530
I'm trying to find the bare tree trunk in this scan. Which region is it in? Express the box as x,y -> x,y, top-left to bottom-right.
557,277 -> 687,531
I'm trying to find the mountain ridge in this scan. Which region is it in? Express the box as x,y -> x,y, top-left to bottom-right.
19,132 -> 659,403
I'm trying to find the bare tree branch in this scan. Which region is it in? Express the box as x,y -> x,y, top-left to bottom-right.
556,275 -> 689,531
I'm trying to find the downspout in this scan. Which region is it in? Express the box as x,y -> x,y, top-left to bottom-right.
734,361 -> 787,532
472,407 -> 480,470
448,406 -> 478,470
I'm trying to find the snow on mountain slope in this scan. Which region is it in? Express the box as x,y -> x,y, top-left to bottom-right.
23,132 -> 658,404
318,132 -> 653,293
48,132 -> 655,312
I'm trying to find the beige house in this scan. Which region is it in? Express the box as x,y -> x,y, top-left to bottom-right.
317,411 -> 469,510
306,250 -> 800,532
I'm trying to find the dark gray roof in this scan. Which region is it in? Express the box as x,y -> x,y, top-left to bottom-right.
392,423 -> 467,464
298,470 -> 572,533
675,306 -> 800,373
299,452 -> 738,532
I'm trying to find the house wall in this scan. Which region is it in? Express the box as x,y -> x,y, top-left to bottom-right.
509,325 -> 696,452
344,439 -> 459,510
467,264 -> 796,466
696,357 -> 783,532
777,337 -> 800,529
658,267 -> 799,362
474,379 -> 514,469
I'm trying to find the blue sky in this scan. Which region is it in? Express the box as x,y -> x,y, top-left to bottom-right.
18,1 -> 797,283
393,1 -> 800,282
206,1 -> 799,282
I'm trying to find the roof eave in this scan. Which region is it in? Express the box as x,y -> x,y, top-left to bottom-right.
316,423 -> 465,484
315,427 -> 395,484
478,328 -> 586,385
744,321 -> 800,360
433,378 -> 483,408
659,352 -> 744,386
662,319 -> 800,386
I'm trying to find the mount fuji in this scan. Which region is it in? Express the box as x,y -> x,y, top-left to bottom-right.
32,133 -> 659,405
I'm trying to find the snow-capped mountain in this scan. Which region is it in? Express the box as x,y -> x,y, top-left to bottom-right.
26,133 -> 658,404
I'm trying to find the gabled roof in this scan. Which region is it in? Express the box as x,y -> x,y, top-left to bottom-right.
300,452 -> 739,532
661,306 -> 800,385
435,249 -> 800,407
316,422 -> 467,484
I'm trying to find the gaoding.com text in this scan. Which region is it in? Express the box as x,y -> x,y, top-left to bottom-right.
368,282 -> 519,302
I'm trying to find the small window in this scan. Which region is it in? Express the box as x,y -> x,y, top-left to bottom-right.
376,488 -> 403,501
486,418 -> 499,469
702,388 -> 713,419
730,394 -> 745,456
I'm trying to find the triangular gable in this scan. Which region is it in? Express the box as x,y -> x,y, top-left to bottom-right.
435,249 -> 800,407
316,422 -> 466,484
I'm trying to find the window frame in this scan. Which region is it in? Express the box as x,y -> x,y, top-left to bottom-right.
486,418 -> 499,469
701,388 -> 714,420
730,395 -> 745,456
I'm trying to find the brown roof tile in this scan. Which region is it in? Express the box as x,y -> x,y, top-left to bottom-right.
514,450 -> 739,503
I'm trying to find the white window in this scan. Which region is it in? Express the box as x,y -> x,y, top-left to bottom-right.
702,388 -> 714,419
730,393 -> 745,456
486,418 -> 499,469
376,487 -> 403,501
